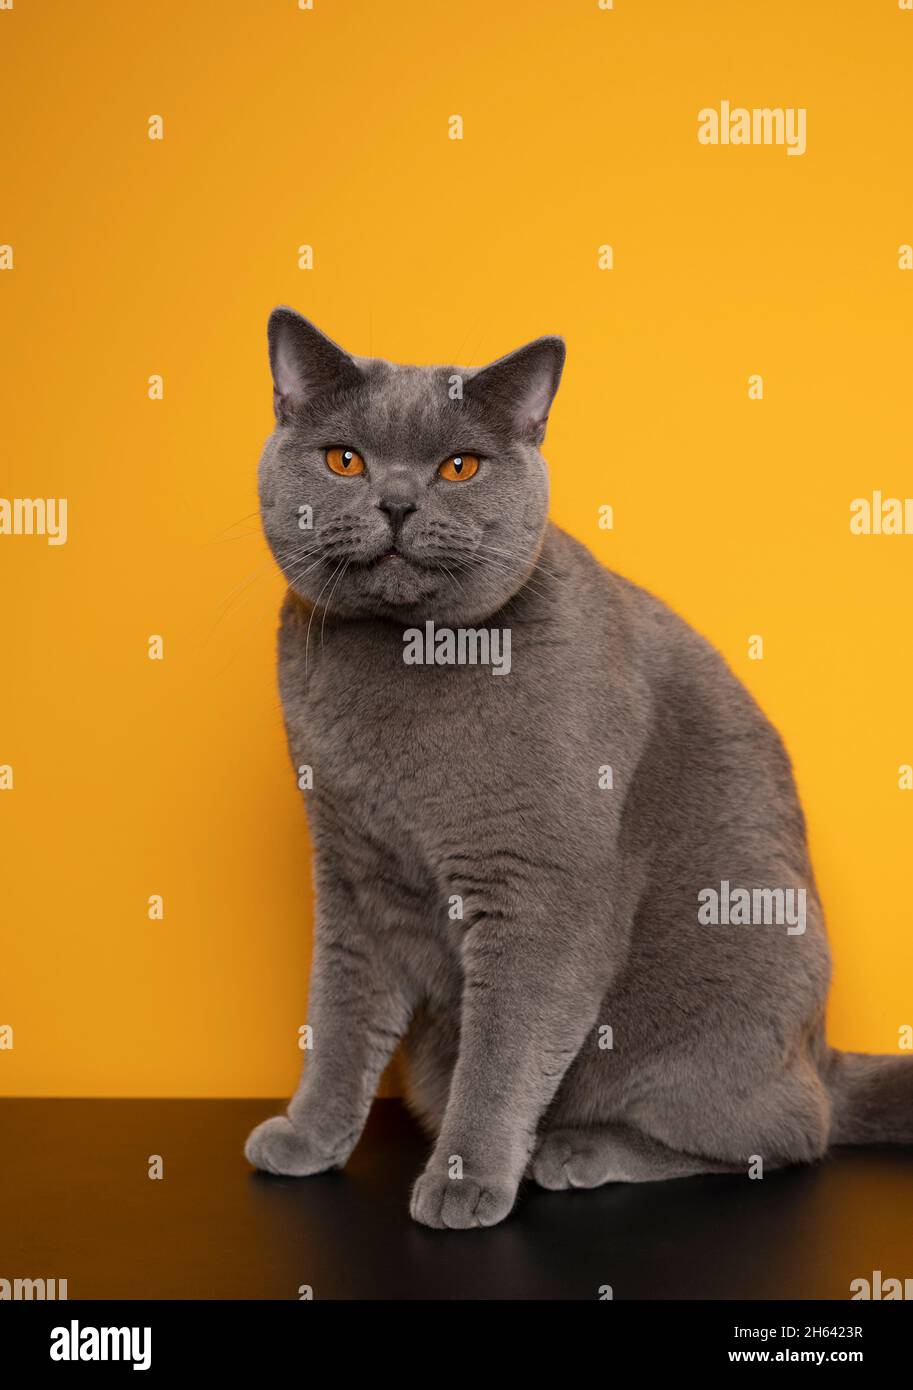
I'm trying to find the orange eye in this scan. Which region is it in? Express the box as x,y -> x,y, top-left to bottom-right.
326,447 -> 365,476
438,453 -> 479,482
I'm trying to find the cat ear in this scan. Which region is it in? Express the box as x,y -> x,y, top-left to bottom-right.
467,336 -> 566,444
267,307 -> 361,422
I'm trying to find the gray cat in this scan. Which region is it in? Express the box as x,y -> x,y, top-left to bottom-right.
245,307 -> 911,1229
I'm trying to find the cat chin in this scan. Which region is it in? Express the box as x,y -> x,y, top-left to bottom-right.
349,558 -> 436,604
287,563 -> 434,620
291,582 -> 501,629
285,554 -> 513,626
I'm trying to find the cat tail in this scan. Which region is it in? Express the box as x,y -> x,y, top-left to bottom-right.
825,1049 -> 913,1146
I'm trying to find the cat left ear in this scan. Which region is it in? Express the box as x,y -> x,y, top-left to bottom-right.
268,307 -> 361,423
467,336 -> 566,445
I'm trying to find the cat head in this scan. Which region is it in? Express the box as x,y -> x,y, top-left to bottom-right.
258,308 -> 564,625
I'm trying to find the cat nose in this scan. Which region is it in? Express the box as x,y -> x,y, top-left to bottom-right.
378,499 -> 416,534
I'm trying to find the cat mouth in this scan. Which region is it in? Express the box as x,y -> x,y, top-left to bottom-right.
354,545 -> 433,575
367,545 -> 425,568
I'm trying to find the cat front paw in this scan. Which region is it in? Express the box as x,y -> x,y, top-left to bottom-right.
531,1131 -> 586,1189
409,1169 -> 518,1230
244,1115 -> 340,1177
531,1129 -> 616,1189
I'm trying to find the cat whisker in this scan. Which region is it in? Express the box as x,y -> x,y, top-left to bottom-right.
202,555 -> 292,646
434,560 -> 467,599
457,552 -> 552,604
472,540 -> 568,586
282,551 -> 330,590
208,510 -> 263,541
321,559 -> 352,648
304,557 -> 346,682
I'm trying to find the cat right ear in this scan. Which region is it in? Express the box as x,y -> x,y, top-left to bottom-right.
466,336 -> 566,445
267,307 -> 361,423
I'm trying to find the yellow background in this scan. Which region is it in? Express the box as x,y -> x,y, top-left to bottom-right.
1,0 -> 911,1097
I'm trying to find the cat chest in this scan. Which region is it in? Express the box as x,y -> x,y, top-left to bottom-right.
286,640 -> 535,794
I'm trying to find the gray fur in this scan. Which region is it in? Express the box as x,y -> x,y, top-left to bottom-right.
245,308 -> 912,1229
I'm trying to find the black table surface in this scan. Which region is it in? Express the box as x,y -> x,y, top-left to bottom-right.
2,1098 -> 912,1300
